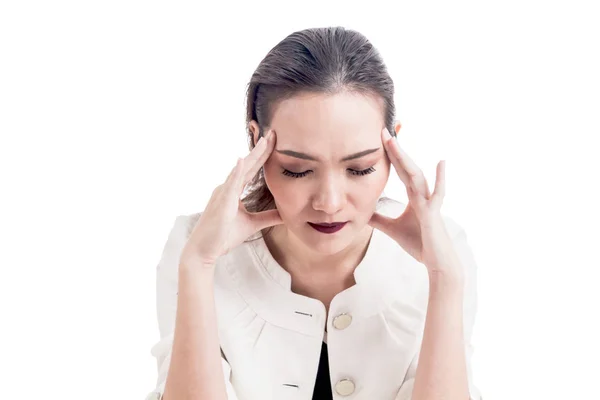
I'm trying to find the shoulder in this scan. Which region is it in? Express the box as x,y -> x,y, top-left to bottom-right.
171,212 -> 202,238
158,212 -> 250,330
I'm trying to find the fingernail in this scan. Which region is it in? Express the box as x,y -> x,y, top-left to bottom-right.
266,130 -> 273,139
383,127 -> 392,137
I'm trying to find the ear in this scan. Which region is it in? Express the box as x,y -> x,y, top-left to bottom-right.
393,120 -> 402,137
248,120 -> 261,146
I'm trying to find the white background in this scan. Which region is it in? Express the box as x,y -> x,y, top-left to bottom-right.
1,1 -> 599,399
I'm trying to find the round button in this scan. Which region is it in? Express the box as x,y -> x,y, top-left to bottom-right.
335,379 -> 356,396
333,313 -> 352,330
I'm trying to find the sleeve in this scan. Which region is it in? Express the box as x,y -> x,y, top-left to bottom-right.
394,227 -> 483,400
145,215 -> 239,400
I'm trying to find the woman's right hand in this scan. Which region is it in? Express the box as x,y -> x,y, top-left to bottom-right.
180,129 -> 282,269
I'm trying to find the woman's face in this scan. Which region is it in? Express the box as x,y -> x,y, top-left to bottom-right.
251,91 -> 398,255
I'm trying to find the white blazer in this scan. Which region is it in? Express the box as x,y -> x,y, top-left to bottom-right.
146,197 -> 482,400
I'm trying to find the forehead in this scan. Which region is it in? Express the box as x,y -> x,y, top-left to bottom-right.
270,91 -> 384,148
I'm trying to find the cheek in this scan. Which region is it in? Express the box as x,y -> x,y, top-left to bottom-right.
352,161 -> 390,201
263,160 -> 283,196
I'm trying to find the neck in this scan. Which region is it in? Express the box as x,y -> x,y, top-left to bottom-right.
264,223 -> 374,283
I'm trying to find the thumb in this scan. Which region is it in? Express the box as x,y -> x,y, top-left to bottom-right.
250,209 -> 284,231
368,211 -> 396,237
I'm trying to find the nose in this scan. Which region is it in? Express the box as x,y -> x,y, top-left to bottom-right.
311,173 -> 346,215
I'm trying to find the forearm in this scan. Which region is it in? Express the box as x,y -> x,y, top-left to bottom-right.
411,270 -> 470,400
163,264 -> 228,400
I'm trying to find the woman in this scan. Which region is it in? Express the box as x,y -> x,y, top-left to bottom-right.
146,26 -> 482,400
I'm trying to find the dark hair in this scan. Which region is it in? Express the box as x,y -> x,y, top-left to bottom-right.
241,26 -> 397,240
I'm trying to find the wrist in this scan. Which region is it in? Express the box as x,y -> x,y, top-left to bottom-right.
428,269 -> 465,296
179,261 -> 216,279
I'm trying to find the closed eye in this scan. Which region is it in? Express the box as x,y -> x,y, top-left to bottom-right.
282,169 -> 311,178
281,167 -> 376,178
349,166 -> 376,176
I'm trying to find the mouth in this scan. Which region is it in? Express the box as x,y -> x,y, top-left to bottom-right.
307,221 -> 348,234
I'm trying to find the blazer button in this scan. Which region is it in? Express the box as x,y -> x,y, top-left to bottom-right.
335,379 -> 355,396
332,313 -> 352,330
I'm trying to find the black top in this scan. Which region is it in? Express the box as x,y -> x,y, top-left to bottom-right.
312,341 -> 333,399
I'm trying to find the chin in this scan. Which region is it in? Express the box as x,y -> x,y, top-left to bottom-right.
296,221 -> 360,255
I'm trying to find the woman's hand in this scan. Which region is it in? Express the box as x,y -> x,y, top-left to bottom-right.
368,128 -> 464,278
180,130 -> 283,269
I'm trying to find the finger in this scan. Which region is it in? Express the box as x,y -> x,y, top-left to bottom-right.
248,208 -> 284,231
431,160 -> 446,207
381,128 -> 411,187
227,158 -> 245,191
224,158 -> 241,183
382,128 -> 429,196
239,132 -> 268,180
243,130 -> 276,184
367,211 -> 396,237
383,128 -> 423,178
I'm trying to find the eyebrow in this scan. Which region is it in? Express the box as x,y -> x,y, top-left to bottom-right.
275,147 -> 380,162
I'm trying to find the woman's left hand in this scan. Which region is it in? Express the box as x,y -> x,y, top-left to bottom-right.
368,128 -> 464,278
